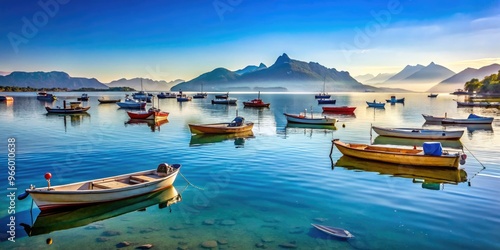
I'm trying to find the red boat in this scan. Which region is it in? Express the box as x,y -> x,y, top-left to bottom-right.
243,92 -> 270,108
322,106 -> 356,113
126,107 -> 169,120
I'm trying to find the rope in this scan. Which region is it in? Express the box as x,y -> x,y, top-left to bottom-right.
461,143 -> 486,184
179,172 -> 205,190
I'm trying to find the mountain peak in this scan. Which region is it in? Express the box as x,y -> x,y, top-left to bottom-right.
275,53 -> 291,64
429,62 -> 436,66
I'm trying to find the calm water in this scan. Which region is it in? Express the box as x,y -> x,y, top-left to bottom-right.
1,91 -> 499,249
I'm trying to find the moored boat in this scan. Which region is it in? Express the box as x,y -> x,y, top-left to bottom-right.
284,110 -> 337,125
126,107 -> 169,120
317,98 -> 336,104
366,100 -> 385,108
332,139 -> 463,168
428,93 -> 438,98
456,101 -> 500,108
450,89 -> 470,95
0,96 -> 14,102
116,98 -> 147,109
18,163 -> 181,211
37,92 -> 57,101
98,98 -> 121,103
45,101 -> 90,114
386,95 -> 405,103
188,116 -> 254,134
215,93 -> 229,99
442,114 -> 494,124
157,92 -> 177,99
311,223 -> 354,239
212,98 -> 237,105
371,126 -> 464,140
322,106 -> 356,113
77,93 -> 89,101
177,95 -> 192,102
422,114 -> 447,122
193,84 -> 207,99
243,92 -> 270,107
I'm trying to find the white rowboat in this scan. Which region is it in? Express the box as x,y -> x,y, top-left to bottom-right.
372,126 -> 464,140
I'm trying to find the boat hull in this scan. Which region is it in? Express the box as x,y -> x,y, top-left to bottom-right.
126,110 -> 169,120
311,224 -> 353,239
333,140 -> 460,168
116,102 -> 147,109
284,113 -> 337,125
442,118 -> 494,124
243,99 -> 270,107
322,106 -> 356,113
372,126 -> 464,140
98,99 -> 121,103
212,99 -> 237,105
188,122 -> 254,134
45,106 -> 90,114
422,114 -> 445,122
366,101 -> 385,108
317,99 -> 336,104
26,167 -> 180,211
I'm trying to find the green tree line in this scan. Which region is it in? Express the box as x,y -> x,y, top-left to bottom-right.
0,86 -> 69,92
464,70 -> 500,93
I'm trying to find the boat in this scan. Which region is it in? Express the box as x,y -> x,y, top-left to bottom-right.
335,155 -> 467,186
284,110 -> 337,125
188,116 -> 254,134
373,136 -> 464,149
442,114 -> 494,124
428,93 -> 438,98
177,95 -> 192,102
366,100 -> 386,108
450,89 -> 470,95
37,92 -> 57,101
215,93 -> 229,99
212,98 -> 237,105
21,187 -> 182,236
386,95 -> 405,103
132,78 -> 153,102
311,223 -> 354,239
77,93 -> 89,101
456,101 -> 500,108
315,79 -> 330,99
243,92 -> 270,108
157,92 -> 177,99
98,98 -> 121,103
126,107 -> 169,120
422,114 -> 447,123
322,106 -> 356,114
0,96 -> 14,102
116,98 -> 147,109
193,84 -> 207,99
317,99 -> 336,104
371,126 -> 464,140
45,101 -> 90,114
332,139 -> 463,168
18,163 -> 181,211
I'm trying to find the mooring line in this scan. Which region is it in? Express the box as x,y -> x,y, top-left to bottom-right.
461,143 -> 486,184
179,172 -> 205,190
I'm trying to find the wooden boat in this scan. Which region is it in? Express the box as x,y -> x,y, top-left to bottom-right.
317,99 -> 336,104
315,80 -> 330,99
21,187 -> 182,236
332,139 -> 462,168
18,163 -> 181,211
243,92 -> 270,107
212,98 -> 237,105
373,136 -> 464,149
77,93 -> 89,101
311,223 -> 354,239
284,111 -> 337,125
188,116 -> 254,134
116,98 -> 147,109
45,101 -> 90,114
371,126 -> 464,140
322,106 -> 356,114
132,91 -> 152,102
0,96 -> 14,102
366,101 -> 385,108
456,101 -> 500,108
126,107 -> 169,120
157,92 -> 177,99
422,114 -> 447,122
442,114 -> 494,124
98,98 -> 121,103
386,95 -> 405,103
428,93 -> 438,98
37,92 -> 57,101
335,155 -> 467,185
177,95 -> 192,102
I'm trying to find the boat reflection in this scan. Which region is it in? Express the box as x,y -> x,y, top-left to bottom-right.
284,123 -> 337,138
46,113 -> 91,131
373,135 -> 463,149
21,186 -> 182,237
125,118 -> 169,132
334,156 -> 467,190
189,131 -> 254,147
423,122 -> 493,135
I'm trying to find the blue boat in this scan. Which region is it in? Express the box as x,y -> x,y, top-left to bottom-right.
386,95 -> 405,104
318,99 -> 336,105
366,100 -> 385,108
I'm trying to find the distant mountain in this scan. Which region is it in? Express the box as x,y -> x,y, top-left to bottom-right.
362,73 -> 395,85
354,73 -> 375,83
0,71 -> 108,89
0,71 -> 9,76
172,53 -> 366,92
404,62 -> 455,82
234,63 -> 267,75
427,63 -> 500,92
384,64 -> 424,82
107,78 -> 183,91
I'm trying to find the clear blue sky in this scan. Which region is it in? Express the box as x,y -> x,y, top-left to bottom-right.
1,0 -> 499,82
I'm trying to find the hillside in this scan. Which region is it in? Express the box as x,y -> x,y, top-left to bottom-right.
172,53 -> 366,92
404,62 -> 455,82
427,64 -> 500,92
383,64 -> 424,82
107,78 -> 184,91
0,71 -> 108,90
235,63 -> 267,75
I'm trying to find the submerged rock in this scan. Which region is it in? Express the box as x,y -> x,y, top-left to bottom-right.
102,230 -> 121,236
136,244 -> 153,249
201,240 -> 218,248
261,237 -> 274,243
217,239 -> 228,245
95,237 -> 109,242
116,241 -> 131,248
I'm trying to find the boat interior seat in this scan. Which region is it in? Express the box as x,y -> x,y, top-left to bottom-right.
130,175 -> 159,183
92,180 -> 130,189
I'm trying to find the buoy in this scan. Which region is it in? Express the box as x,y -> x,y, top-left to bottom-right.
342,123 -> 345,128
44,172 -> 52,180
461,154 -> 467,160
46,238 -> 53,245
460,159 -> 466,165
